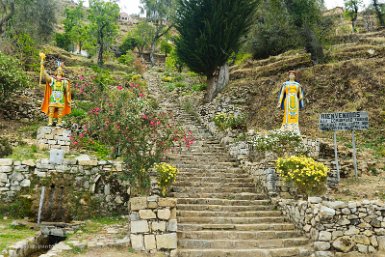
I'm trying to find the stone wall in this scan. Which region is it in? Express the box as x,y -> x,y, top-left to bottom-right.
129,196 -> 177,255
36,127 -> 71,152
0,157 -> 129,220
0,232 -> 47,257
277,197 -> 385,257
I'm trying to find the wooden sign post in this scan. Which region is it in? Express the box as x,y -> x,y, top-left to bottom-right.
320,111 -> 369,181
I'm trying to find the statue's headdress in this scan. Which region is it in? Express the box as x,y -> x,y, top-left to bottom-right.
54,60 -> 64,77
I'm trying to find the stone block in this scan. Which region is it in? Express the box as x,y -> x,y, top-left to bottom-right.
20,179 -> 31,188
356,244 -> 368,253
318,231 -> 332,241
21,160 -> 35,167
131,197 -> 148,211
0,173 -> 8,183
156,233 -> 177,250
49,149 -> 65,165
0,159 -> 13,166
139,210 -> 156,220
377,236 -> 385,251
158,198 -> 177,207
152,221 -> 166,232
158,208 -> 171,220
333,236 -> 355,252
308,197 -> 322,204
144,235 -> 156,250
170,207 -> 176,219
319,206 -> 335,220
131,220 -> 149,233
148,201 -> 158,209
353,235 -> 370,245
0,166 -> 12,173
167,219 -> 177,232
314,242 -> 330,251
131,234 -> 144,250
315,251 -> 334,257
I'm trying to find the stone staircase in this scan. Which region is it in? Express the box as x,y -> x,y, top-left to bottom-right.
165,109 -> 314,257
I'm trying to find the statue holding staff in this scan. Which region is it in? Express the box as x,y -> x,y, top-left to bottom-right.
277,71 -> 304,135
39,53 -> 72,127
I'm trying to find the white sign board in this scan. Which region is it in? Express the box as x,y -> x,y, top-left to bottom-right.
319,111 -> 369,131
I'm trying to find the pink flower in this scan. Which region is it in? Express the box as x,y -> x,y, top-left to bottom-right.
141,114 -> 148,120
117,85 -> 124,90
73,141 -> 78,145
79,75 -> 84,81
139,93 -> 144,98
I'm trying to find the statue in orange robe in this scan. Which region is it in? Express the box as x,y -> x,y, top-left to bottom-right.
40,53 -> 71,127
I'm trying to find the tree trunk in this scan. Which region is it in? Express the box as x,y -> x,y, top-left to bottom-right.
150,38 -> 156,66
303,25 -> 324,64
204,64 -> 230,103
98,31 -> 104,66
0,0 -> 15,35
373,0 -> 385,26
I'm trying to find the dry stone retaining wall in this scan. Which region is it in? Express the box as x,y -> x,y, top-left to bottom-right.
36,127 -> 71,152
129,196 -> 177,255
0,157 -> 129,217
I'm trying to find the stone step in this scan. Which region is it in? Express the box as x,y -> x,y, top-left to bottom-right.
172,193 -> 265,200
178,171 -> 248,177
177,247 -> 312,257
177,210 -> 282,218
173,181 -> 254,187
178,216 -> 286,224
175,177 -> 254,183
172,186 -> 256,193
178,230 -> 303,240
177,198 -> 271,206
177,204 -> 275,212
178,223 -> 296,232
177,163 -> 239,169
178,238 -> 309,249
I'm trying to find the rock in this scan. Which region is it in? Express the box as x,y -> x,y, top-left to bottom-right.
20,179 -> 31,188
326,201 -> 347,209
130,197 -> 147,211
144,235 -> 156,250
21,160 -> 35,167
353,235 -> 370,245
345,227 -> 360,236
152,221 -> 166,232
319,231 -> 332,241
377,236 -> 385,251
333,236 -> 355,252
315,251 -> 333,257
167,219 -> 177,232
130,220 -> 149,233
157,208 -> 171,220
49,149 -> 65,165
356,244 -> 368,253
9,172 -> 23,182
158,198 -> 177,207
0,173 -> 8,183
314,241 -> 330,251
319,206 -> 335,220
308,197 -> 322,204
131,234 -> 144,250
0,159 -> 13,166
0,166 -> 12,173
156,233 -> 177,250
139,210 -> 156,220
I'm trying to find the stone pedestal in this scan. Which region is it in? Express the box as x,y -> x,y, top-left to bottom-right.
36,126 -> 71,152
129,196 -> 177,255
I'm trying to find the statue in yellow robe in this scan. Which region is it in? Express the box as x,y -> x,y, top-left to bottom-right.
40,53 -> 72,127
277,71 -> 304,135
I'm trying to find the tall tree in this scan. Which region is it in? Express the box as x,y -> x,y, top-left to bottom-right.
140,0 -> 176,65
345,0 -> 363,32
284,0 -> 325,63
88,0 -> 120,66
373,0 -> 385,26
175,0 -> 260,103
64,1 -> 88,53
0,0 -> 15,35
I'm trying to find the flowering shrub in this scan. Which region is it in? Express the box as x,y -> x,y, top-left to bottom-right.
276,156 -> 330,196
250,130 -> 307,157
71,80 -> 193,194
154,162 -> 178,197
213,112 -> 245,131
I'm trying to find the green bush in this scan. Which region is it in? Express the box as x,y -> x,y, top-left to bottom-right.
250,130 -> 308,157
213,112 -> 245,131
55,32 -> 72,51
0,52 -> 29,101
118,50 -> 135,66
0,138 -> 12,158
191,83 -> 207,92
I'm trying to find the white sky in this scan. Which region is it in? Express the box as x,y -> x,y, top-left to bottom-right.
82,0 -> 383,15
324,0 -> 381,9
